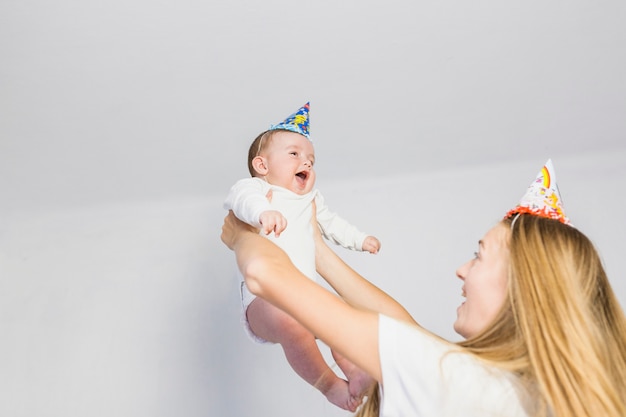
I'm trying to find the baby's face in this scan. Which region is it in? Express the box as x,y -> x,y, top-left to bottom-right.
261,130 -> 316,195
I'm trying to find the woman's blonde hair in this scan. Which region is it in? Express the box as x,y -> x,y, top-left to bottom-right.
357,214 -> 626,417
354,383 -> 380,417
462,214 -> 626,417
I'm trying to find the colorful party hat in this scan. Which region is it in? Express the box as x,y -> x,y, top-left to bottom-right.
505,159 -> 571,225
269,102 -> 310,139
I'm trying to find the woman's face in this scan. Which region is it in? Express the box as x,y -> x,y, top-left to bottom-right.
454,223 -> 510,339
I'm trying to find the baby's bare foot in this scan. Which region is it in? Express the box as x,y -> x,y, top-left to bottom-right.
334,353 -> 375,399
323,379 -> 362,412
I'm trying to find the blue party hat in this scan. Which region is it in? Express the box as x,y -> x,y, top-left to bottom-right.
269,102 -> 310,139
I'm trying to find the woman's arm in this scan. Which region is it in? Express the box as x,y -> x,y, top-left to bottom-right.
315,234 -> 415,324
221,211 -> 384,381
312,201 -> 416,325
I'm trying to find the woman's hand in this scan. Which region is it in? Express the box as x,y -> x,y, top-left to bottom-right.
310,200 -> 325,244
221,210 -> 258,250
311,200 -> 336,269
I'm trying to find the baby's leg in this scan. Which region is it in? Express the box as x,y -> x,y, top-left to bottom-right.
247,298 -> 361,412
332,349 -> 376,400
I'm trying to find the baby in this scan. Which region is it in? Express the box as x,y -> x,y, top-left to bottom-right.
224,102 -> 379,411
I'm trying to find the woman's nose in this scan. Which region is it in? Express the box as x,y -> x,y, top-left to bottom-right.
456,261 -> 469,281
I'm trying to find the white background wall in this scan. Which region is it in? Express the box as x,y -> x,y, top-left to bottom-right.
1,1 -> 625,416
1,153 -> 624,417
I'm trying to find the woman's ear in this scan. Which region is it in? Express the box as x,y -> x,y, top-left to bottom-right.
251,156 -> 269,176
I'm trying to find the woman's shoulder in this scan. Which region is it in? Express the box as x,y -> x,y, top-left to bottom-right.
378,314 -> 529,417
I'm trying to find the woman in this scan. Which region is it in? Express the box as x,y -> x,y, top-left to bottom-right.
220,160 -> 626,416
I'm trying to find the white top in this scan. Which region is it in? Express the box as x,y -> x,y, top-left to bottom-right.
378,314 -> 530,417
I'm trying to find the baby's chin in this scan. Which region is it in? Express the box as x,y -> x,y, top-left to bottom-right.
290,180 -> 314,195
290,187 -> 312,196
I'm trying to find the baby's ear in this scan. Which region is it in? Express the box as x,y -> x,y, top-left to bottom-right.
251,156 -> 268,176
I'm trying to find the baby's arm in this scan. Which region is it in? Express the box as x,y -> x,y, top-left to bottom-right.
361,236 -> 381,254
259,210 -> 288,237
224,178 -> 269,228
314,192 -> 381,253
225,179 -> 289,237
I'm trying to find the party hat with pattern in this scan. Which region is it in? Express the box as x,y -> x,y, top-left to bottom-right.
269,102 -> 310,139
505,159 -> 571,225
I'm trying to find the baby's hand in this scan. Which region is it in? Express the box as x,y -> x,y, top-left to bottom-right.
259,210 -> 288,237
362,236 -> 381,254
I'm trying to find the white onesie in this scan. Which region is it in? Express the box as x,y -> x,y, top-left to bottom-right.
224,177 -> 369,342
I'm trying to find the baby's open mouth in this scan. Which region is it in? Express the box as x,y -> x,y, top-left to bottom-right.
296,171 -> 308,180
